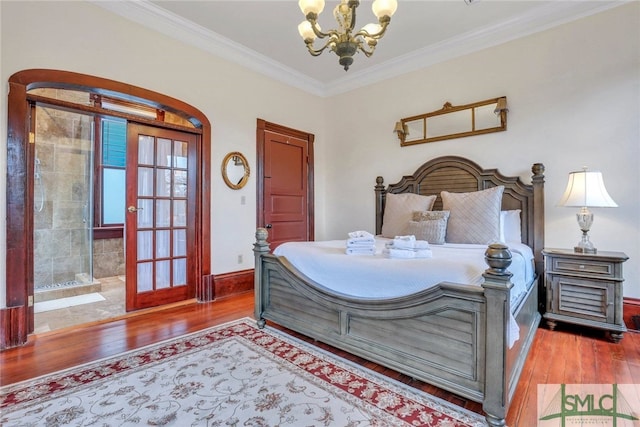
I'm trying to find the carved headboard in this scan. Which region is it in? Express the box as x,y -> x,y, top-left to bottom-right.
374,156 -> 545,275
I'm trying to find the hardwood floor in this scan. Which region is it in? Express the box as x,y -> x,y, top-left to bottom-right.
2,291 -> 639,426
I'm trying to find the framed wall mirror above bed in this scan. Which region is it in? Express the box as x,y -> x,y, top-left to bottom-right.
395,97 -> 508,146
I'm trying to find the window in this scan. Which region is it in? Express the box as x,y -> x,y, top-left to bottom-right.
95,117 -> 127,236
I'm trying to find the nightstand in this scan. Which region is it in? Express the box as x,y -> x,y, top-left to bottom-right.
542,248 -> 628,343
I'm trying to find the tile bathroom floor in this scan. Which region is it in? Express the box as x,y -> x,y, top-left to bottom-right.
34,276 -> 126,334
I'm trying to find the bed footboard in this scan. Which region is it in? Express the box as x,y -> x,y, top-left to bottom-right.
254,229 -> 538,426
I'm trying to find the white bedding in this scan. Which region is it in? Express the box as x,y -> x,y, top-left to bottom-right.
273,238 -> 535,348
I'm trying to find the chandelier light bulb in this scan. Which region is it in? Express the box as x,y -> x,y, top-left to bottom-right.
372,0 -> 398,19
299,0 -> 325,16
298,21 -> 317,41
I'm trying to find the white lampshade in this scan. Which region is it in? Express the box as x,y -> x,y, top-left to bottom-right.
298,21 -> 317,40
299,0 -> 325,15
558,170 -> 618,208
372,0 -> 398,18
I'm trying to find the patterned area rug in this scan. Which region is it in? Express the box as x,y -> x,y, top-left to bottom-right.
0,318 -> 486,426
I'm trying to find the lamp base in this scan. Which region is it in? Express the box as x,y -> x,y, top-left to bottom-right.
574,210 -> 597,254
574,245 -> 597,254
574,231 -> 597,254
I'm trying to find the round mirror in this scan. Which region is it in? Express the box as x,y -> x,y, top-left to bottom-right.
222,152 -> 250,190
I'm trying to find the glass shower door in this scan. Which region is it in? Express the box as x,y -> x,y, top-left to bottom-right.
33,105 -> 94,294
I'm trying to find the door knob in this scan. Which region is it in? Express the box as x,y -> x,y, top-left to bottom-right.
127,206 -> 143,213
265,224 -> 272,229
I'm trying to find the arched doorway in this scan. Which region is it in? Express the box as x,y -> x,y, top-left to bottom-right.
3,69 -> 212,348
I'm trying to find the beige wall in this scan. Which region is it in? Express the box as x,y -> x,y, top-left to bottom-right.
1,2 -> 638,304
323,3 -> 639,297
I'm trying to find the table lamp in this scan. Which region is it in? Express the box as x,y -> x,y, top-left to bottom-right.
558,167 -> 617,253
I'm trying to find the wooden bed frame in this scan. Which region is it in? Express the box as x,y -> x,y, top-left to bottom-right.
253,156 -> 545,426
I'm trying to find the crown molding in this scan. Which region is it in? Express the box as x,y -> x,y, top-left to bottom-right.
89,0 -> 326,97
323,1 -> 627,96
90,0 -> 626,98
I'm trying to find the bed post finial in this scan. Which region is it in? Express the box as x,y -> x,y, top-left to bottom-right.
532,162 -> 545,177
484,243 -> 512,276
255,227 -> 269,246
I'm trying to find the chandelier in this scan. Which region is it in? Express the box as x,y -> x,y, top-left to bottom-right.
297,0 -> 398,71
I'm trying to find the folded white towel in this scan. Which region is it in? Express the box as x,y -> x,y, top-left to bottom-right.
414,249 -> 433,258
392,235 -> 416,250
383,248 -> 415,259
348,230 -> 375,240
347,231 -> 375,247
346,247 -> 376,255
383,248 -> 433,259
347,239 -> 375,247
414,240 -> 430,249
385,241 -> 429,249
389,236 -> 429,250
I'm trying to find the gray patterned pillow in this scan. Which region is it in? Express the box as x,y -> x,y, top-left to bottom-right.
406,218 -> 448,245
381,193 -> 437,238
412,210 -> 450,222
441,186 -> 504,244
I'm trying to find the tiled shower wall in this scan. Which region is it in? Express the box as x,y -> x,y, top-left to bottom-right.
33,100 -> 124,288
93,238 -> 125,280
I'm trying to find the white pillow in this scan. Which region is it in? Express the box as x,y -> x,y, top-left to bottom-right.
441,186 -> 504,244
381,193 -> 437,238
500,209 -> 522,243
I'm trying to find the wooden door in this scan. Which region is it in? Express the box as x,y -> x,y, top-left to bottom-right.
257,120 -> 314,249
125,124 -> 198,311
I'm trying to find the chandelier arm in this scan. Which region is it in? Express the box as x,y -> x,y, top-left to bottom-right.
354,18 -> 391,40
306,18 -> 337,40
359,42 -> 376,57
305,38 -> 337,56
347,0 -> 359,33
304,12 -> 342,40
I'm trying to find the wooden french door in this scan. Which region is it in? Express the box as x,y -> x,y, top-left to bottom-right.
125,124 -> 198,311
257,120 -> 314,250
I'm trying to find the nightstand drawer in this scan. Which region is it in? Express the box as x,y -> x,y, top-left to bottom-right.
550,257 -> 616,278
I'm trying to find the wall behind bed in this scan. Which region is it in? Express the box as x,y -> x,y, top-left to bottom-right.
321,3 -> 639,298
